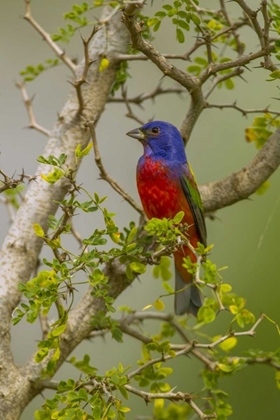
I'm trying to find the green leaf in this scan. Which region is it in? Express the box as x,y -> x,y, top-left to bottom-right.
178,20 -> 190,31
255,180 -> 270,195
173,211 -> 184,224
51,324 -> 66,337
218,337 -> 238,352
155,11 -> 166,18
162,4 -> 173,11
41,168 -> 64,184
154,21 -> 161,32
162,281 -> 174,293
176,28 -> 185,43
99,57 -> 110,72
194,56 -> 208,66
75,142 -> 93,158
127,227 -> 138,243
275,371 -> 280,390
190,13 -> 200,25
118,406 -> 131,413
198,306 -> 216,323
147,18 -> 159,27
187,65 -> 201,75
225,78 -> 234,90
154,299 -> 165,311
33,223 -> 45,237
268,70 -> 280,79
111,327 -> 123,343
130,261 -> 146,274
119,386 -> 129,400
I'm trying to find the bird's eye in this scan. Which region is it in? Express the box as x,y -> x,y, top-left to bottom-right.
151,127 -> 160,134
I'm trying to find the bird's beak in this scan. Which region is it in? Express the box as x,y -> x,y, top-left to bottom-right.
126,128 -> 146,141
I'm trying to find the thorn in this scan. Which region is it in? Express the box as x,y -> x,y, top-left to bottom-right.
243,64 -> 252,72
238,74 -> 248,83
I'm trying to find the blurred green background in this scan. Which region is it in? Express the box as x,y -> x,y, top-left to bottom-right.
1,1 -> 279,418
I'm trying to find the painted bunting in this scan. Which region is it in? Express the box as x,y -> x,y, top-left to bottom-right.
127,121 -> 207,316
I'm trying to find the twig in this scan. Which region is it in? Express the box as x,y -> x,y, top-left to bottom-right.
204,68 -> 244,99
51,203 -> 74,241
85,118 -> 145,216
70,219 -> 84,248
15,82 -> 50,137
124,385 -> 216,419
117,20 -> 249,63
200,45 -> 274,84
195,314 -> 265,350
119,311 -> 215,374
120,85 -> 145,125
219,0 -> 245,55
122,11 -> 197,92
234,0 -> 276,71
0,169 -> 36,193
107,85 -> 183,106
24,0 -> 76,74
206,102 -> 280,117
70,27 -> 99,115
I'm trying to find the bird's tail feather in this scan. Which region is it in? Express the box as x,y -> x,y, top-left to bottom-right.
174,265 -> 203,316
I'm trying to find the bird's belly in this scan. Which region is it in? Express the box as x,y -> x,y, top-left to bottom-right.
138,180 -> 180,219
137,162 -> 191,221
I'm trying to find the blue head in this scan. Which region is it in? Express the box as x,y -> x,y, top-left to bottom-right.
126,121 -> 187,163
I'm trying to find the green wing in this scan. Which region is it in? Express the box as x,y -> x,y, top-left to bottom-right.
180,164 -> 207,247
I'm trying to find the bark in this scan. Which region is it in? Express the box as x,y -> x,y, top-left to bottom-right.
0,7 -> 129,419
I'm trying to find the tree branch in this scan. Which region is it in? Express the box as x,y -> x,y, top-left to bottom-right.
206,102 -> 280,117
85,118 -> 145,216
0,6 -> 131,418
23,0 -> 76,74
16,82 -> 51,136
107,84 -> 183,105
124,385 -> 215,420
70,27 -> 99,115
200,127 -> 280,213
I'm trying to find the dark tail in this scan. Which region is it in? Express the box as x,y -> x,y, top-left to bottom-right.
174,266 -> 203,316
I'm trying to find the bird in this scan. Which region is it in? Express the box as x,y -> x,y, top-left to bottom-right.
126,121 -> 207,316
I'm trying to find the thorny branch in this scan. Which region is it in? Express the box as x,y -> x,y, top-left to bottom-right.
0,169 -> 36,193
23,0 -> 76,74
69,27 -> 99,115
204,67 -> 245,99
107,84 -> 183,106
234,0 -> 276,71
85,118 -> 145,216
206,102 -> 280,117
117,19 -> 248,63
16,82 -> 51,137
125,385 -> 216,420
219,0 -> 245,55
38,378 -> 214,419
120,84 -> 145,125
